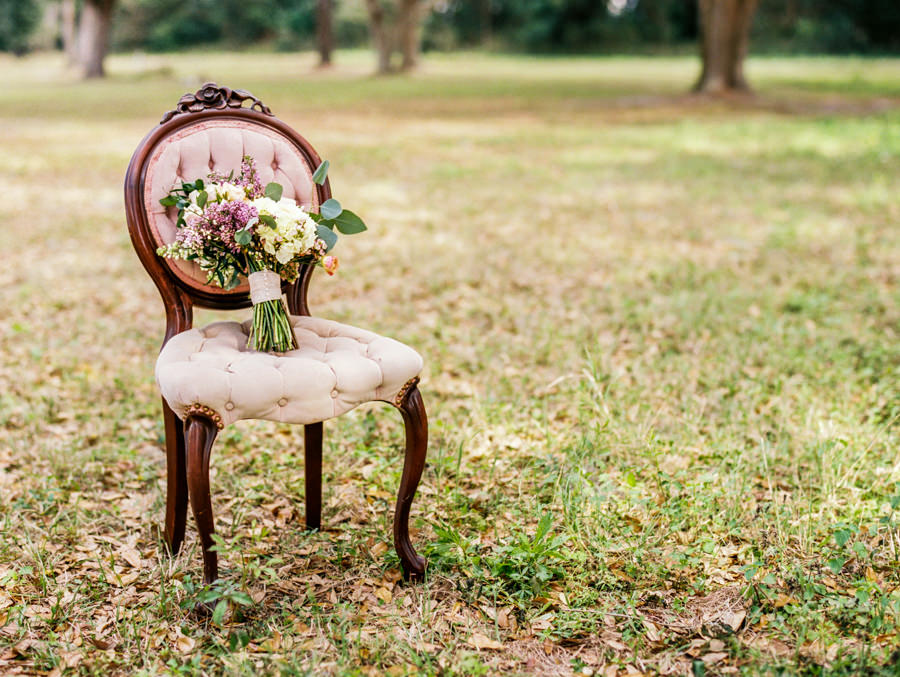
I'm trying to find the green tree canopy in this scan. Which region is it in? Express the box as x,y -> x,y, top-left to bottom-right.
0,0 -> 42,55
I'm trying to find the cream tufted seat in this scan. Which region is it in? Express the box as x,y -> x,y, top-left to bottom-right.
156,316 -> 423,429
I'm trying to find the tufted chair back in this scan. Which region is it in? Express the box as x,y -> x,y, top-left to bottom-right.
124,84 -> 331,334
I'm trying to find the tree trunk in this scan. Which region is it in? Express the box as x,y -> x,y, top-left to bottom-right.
78,0 -> 115,79
316,0 -> 334,67
398,0 -> 422,71
694,0 -> 758,93
478,0 -> 492,45
364,0 -> 393,74
61,0 -> 78,64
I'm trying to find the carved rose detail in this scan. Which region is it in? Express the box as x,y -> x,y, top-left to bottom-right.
160,83 -> 273,123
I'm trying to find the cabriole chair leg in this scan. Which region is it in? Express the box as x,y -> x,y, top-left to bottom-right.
394,386 -> 428,581
163,399 -> 188,555
304,422 -> 323,530
185,415 -> 219,584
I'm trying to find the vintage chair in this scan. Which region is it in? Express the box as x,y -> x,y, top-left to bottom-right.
124,83 -> 427,584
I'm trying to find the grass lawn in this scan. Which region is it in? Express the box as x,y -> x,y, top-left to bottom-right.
0,49 -> 898,675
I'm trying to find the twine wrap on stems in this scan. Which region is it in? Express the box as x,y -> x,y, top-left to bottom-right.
247,269 -> 297,353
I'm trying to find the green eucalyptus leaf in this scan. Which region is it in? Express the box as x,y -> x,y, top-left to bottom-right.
331,208 -> 367,234
312,159 -> 330,185
320,198 -> 342,220
316,223 -> 338,252
197,190 -> 208,208
258,214 -> 277,228
159,195 -> 178,207
264,182 -> 283,201
195,178 -> 204,190
235,229 -> 252,246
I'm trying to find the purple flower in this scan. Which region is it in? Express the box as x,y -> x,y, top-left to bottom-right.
175,200 -> 258,255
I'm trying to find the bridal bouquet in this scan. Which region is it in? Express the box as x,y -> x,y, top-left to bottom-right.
157,156 -> 366,352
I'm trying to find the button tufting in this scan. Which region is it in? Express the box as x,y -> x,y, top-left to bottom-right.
156,316 -> 423,427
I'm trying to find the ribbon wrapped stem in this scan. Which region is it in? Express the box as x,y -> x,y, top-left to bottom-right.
247,269 -> 297,352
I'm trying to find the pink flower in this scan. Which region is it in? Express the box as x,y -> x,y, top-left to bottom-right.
323,255 -> 339,276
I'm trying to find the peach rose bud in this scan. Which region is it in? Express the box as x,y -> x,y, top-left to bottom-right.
323,255 -> 339,275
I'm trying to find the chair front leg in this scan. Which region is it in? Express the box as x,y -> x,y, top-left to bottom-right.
162,399 -> 188,555
304,422 -> 323,530
394,385 -> 428,581
185,415 -> 219,584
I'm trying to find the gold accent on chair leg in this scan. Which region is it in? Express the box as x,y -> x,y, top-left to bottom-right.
393,377 -> 421,407
183,403 -> 224,429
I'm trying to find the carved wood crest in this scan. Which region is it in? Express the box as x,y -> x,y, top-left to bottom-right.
160,82 -> 273,124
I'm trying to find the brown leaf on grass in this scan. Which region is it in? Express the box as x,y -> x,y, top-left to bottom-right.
468,632 -> 504,650
727,610 -> 746,632
175,635 -> 196,653
111,570 -> 140,587
87,636 -> 113,650
702,652 -> 728,664
119,547 -> 142,568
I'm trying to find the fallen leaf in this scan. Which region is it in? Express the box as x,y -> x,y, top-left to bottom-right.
120,547 -> 142,568
727,610 -> 746,632
702,652 -> 728,664
468,633 -> 503,650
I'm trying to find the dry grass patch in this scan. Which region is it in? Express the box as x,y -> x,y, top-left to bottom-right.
0,50 -> 898,675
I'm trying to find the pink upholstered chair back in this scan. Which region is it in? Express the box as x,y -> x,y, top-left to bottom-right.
125,84 -> 331,316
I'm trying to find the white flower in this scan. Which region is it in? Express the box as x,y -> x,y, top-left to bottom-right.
251,196 -> 280,215
275,246 -> 295,264
211,182 -> 246,202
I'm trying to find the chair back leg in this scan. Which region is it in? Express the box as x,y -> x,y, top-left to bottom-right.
394,386 -> 428,580
185,415 -> 219,584
163,399 -> 188,555
304,422 -> 323,530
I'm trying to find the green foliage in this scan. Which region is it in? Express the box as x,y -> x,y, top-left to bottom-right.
109,0 -> 900,55
113,0 -> 370,52
263,181 -> 283,202
0,0 -> 41,55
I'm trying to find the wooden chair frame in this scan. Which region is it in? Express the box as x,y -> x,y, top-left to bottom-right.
124,84 -> 426,583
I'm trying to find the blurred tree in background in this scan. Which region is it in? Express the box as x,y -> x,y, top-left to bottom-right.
316,0 -> 334,66
694,0 -> 758,93
4,0 -> 900,77
363,0 -> 426,73
78,0 -> 116,77
0,0 -> 42,56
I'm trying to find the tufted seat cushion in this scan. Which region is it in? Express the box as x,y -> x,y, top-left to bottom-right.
156,316 -> 423,427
